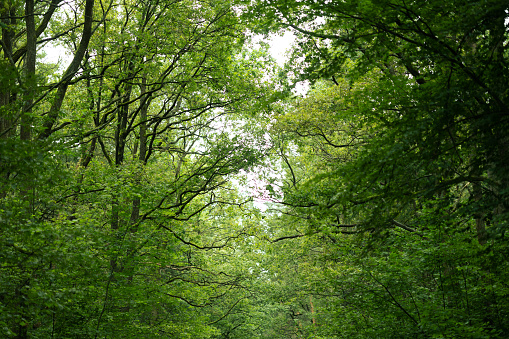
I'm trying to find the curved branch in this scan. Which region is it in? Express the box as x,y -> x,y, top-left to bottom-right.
207,297 -> 245,325
391,219 -> 426,238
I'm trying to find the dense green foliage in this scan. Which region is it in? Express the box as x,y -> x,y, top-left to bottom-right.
1,0 -> 275,337
240,0 -> 509,337
1,0 -> 508,337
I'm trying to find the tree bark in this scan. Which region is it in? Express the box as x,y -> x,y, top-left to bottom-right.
21,0 -> 36,141
0,4 -> 15,139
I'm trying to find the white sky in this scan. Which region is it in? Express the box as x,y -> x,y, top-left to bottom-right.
267,31 -> 295,66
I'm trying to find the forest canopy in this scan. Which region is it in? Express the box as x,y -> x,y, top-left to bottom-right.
1,0 -> 508,338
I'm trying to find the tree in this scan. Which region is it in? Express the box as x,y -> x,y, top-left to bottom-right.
242,0 -> 509,223
240,0 -> 509,336
1,0 -> 280,337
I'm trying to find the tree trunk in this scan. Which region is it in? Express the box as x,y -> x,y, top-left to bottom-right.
0,5 -> 15,139
38,0 -> 95,140
21,0 -> 36,141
